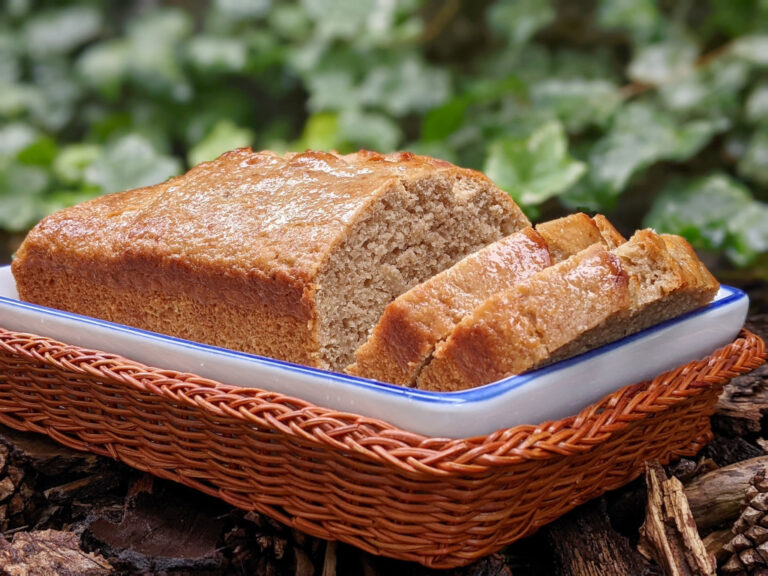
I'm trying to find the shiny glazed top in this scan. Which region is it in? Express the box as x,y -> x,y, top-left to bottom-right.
18,149 -> 500,286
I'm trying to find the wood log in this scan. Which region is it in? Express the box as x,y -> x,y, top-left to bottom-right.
638,461 -> 716,575
0,529 -> 112,575
548,499 -> 661,575
686,457 -> 768,532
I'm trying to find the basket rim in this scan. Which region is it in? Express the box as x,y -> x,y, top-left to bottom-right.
0,326 -> 764,476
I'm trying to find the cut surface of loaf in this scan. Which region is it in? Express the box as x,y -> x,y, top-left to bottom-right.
592,214 -> 627,250
12,148 -> 529,371
416,244 -> 631,391
347,227 -> 552,386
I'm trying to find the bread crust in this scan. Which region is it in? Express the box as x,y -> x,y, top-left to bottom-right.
12,148 -> 528,368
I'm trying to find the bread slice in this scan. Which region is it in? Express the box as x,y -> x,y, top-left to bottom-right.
592,214 -> 627,249
12,149 -> 530,371
415,244 -> 631,391
346,227 -> 552,386
535,213 -> 605,263
661,234 -> 720,307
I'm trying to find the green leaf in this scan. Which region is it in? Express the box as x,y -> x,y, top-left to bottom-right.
732,34 -> 768,67
596,0 -> 661,42
26,60 -> 82,132
77,40 -> 131,99
738,128 -> 768,187
421,98 -> 468,142
188,120 -> 254,166
487,0 -> 555,46
53,144 -> 102,185
0,163 -> 49,232
85,135 -> 182,195
16,137 -> 57,167
530,79 -> 620,132
295,112 -> 342,151
306,70 -> 357,112
358,57 -> 451,116
301,0 -> 378,41
644,174 -> 752,251
484,121 -> 586,208
584,102 -> 728,195
726,202 -> 768,266
0,82 -> 43,118
746,83 -> 768,124
186,36 -> 248,74
659,58 -> 749,116
23,6 -> 102,58
628,40 -> 697,85
0,123 -> 40,160
213,0 -> 272,20
339,109 -> 402,152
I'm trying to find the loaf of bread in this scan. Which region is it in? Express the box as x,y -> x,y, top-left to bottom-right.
11,149 -> 530,371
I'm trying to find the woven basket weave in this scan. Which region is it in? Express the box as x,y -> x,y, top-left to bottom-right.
0,326 -> 764,568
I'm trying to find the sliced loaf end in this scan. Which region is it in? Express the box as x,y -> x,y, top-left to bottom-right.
416,244 -> 631,391
535,213 -> 605,263
592,214 -> 627,249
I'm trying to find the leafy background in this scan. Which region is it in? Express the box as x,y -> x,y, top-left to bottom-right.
1,0 -> 767,281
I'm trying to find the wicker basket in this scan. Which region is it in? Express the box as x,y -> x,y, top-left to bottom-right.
0,326 -> 764,569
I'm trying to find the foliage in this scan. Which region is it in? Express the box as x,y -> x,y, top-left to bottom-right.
1,0 -> 767,271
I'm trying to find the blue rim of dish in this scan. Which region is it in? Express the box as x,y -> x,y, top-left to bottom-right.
0,267 -> 747,406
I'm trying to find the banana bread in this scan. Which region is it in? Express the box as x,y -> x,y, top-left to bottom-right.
12,148 -> 529,371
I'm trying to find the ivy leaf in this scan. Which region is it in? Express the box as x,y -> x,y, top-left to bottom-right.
301,0 -> 379,41
628,40 -> 698,85
53,144 -> 103,185
487,0 -> 555,46
659,59 -> 749,116
644,174 -> 752,251
85,135 -> 181,194
596,0 -> 661,43
294,112 -> 342,151
358,57 -> 451,116
732,34 -> 768,67
738,128 -> 768,187
421,98 -> 468,142
16,136 -> 57,167
77,40 -> 131,100
306,70 -> 357,112
339,109 -> 402,152
746,83 -> 768,124
213,0 -> 272,20
0,163 -> 49,232
484,121 -> 586,208
186,36 -> 248,74
585,102 -> 728,195
727,202 -> 768,267
188,120 -> 254,166
0,123 -> 40,160
23,6 -> 102,58
530,79 -> 621,132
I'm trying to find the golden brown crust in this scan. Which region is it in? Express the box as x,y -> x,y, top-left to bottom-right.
416,245 -> 631,391
347,227 -> 551,385
592,214 -> 627,249
535,213 -> 605,263
13,148 -> 527,368
660,234 -> 720,304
